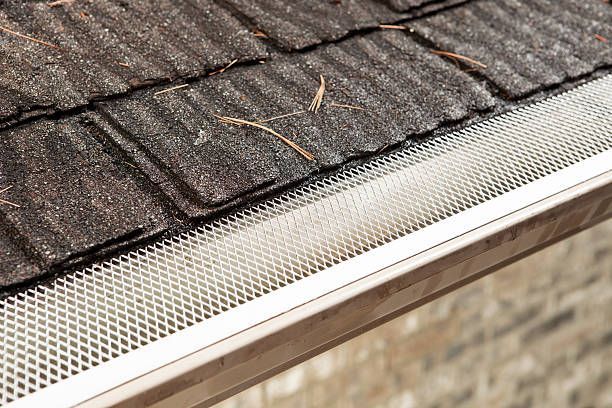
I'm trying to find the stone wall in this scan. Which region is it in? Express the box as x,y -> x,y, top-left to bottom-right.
219,221 -> 612,408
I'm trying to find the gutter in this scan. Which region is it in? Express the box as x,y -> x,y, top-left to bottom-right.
2,75 -> 611,407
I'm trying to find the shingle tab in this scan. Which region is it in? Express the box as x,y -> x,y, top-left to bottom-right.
0,223 -> 40,288
223,0 -> 468,50
0,115 -> 170,286
0,0 -> 267,124
100,30 -> 494,214
411,0 -> 612,98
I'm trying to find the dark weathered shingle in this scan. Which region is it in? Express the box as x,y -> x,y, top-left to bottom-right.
0,0 -> 266,124
0,116 -> 170,284
99,30 -> 494,215
411,0 -> 612,98
223,0 -> 391,50
223,0 -> 468,50
0,222 -> 40,288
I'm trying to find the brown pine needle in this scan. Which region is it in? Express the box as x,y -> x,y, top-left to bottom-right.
48,0 -> 74,7
117,62 -> 130,68
309,75 -> 326,113
209,59 -> 238,76
330,103 -> 365,111
256,110 -> 306,124
0,25 -> 60,49
214,114 -> 314,161
0,186 -> 20,208
594,34 -> 608,43
154,84 -> 188,96
430,50 -> 487,69
253,30 -> 268,38
0,199 -> 19,208
0,198 -> 21,208
379,24 -> 406,30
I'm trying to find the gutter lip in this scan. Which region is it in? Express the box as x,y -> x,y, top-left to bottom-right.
9,152 -> 612,408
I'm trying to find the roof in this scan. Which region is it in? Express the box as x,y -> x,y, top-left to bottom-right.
0,0 -> 610,293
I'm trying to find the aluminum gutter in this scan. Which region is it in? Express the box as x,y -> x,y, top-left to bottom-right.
2,75 -> 611,407
72,158 -> 612,408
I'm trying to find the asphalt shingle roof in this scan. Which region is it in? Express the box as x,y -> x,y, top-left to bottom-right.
412,0 -> 612,98
0,0 -> 610,292
0,0 -> 266,126
99,30 -> 494,214
220,0 -> 468,50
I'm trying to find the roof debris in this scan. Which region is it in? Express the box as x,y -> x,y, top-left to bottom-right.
256,110 -> 306,124
379,24 -> 406,30
214,115 -> 315,161
153,84 -> 189,96
330,103 -> 365,111
209,59 -> 239,76
116,62 -> 130,68
0,25 -> 60,49
253,30 -> 268,38
430,49 -> 487,69
47,0 -> 75,7
0,186 -> 20,208
308,75 -> 326,113
594,34 -> 608,43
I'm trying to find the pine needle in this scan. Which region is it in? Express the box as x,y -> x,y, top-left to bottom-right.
379,24 -> 406,30
0,199 -> 19,208
430,50 -> 487,69
330,103 -> 365,111
0,186 -> 20,208
209,59 -> 238,76
154,84 -> 188,96
214,114 -> 314,161
0,25 -> 60,49
47,0 -> 74,7
594,34 -> 608,43
256,110 -> 306,124
308,75 -> 326,113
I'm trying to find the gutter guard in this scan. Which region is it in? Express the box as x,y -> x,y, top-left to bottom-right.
2,75 -> 612,407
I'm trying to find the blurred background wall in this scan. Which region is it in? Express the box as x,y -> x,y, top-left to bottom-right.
219,221 -> 611,408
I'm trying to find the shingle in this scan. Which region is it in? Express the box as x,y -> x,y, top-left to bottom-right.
223,0 -> 390,50
0,0 -> 267,125
99,30 -> 494,215
411,0 -> 612,98
0,223 -> 40,288
0,115 -> 170,286
223,0 -> 468,50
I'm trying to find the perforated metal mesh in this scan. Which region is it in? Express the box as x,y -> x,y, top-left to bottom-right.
1,75 -> 611,404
